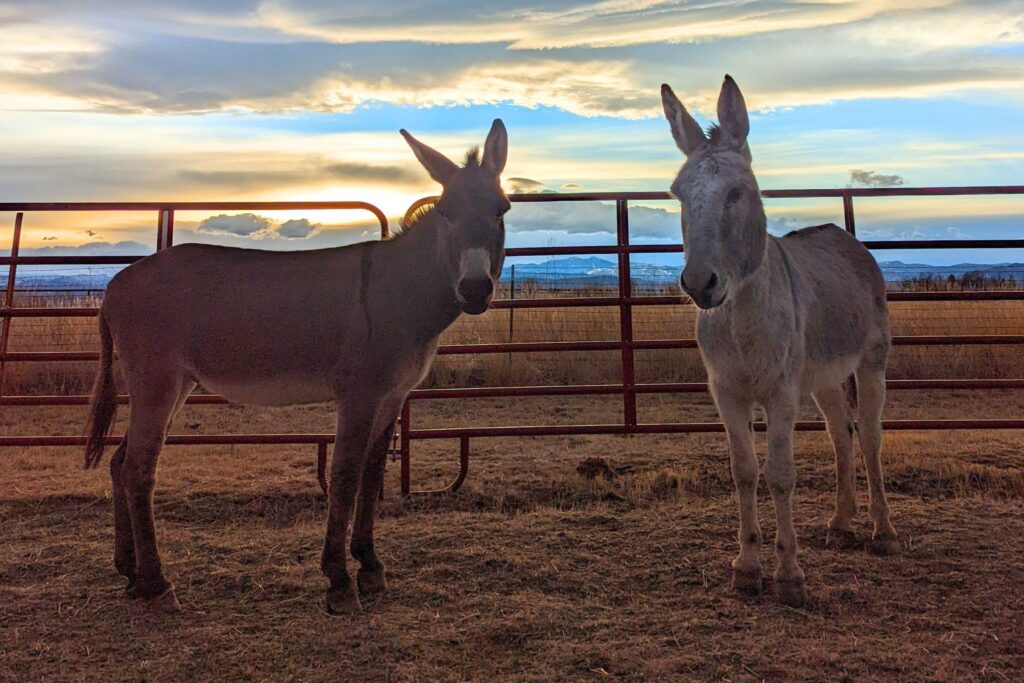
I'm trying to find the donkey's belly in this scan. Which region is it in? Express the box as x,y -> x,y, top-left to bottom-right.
800,354 -> 861,394
199,374 -> 336,407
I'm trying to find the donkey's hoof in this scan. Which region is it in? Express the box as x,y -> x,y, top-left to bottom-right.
145,587 -> 182,614
869,532 -> 901,556
825,528 -> 859,551
732,567 -> 763,596
357,569 -> 388,596
776,579 -> 807,608
125,578 -> 142,600
326,584 -> 362,615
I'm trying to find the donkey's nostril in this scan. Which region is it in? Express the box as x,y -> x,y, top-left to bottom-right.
707,272 -> 718,289
458,276 -> 493,302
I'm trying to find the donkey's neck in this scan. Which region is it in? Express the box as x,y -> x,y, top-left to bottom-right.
711,236 -> 797,355
383,211 -> 463,340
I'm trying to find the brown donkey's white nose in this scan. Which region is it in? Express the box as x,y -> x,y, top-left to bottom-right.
457,276 -> 493,314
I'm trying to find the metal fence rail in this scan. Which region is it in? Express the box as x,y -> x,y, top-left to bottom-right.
2,188 -> 1023,497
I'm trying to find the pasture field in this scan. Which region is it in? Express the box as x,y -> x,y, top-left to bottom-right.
2,390 -> 1024,681
5,293 -> 1024,394
2,290 -> 1023,680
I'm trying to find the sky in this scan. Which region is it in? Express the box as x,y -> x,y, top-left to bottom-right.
1,0 -> 1023,267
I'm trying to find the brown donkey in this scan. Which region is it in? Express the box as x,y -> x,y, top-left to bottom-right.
85,120 -> 509,613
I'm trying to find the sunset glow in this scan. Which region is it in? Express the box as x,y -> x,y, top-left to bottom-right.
0,1 -> 1021,257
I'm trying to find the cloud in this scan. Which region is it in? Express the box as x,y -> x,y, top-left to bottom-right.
277,218 -> 320,239
196,213 -> 322,239
848,169 -> 906,188
197,213 -> 274,238
177,160 -> 422,192
19,240 -> 151,256
324,162 -> 422,185
259,0 -> 1020,51
3,2 -> 1022,118
507,177 -> 545,193
507,201 -> 678,238
560,183 -> 583,190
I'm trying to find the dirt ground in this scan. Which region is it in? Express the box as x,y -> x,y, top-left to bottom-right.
2,392 -> 1024,681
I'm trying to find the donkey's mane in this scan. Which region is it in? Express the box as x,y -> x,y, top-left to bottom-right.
706,123 -> 723,145
394,203 -> 435,238
390,147 -> 482,239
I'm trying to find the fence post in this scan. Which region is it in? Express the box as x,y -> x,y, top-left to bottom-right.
507,264 -> 516,370
616,199 -> 637,430
156,209 -> 175,250
842,192 -> 859,405
842,193 -> 856,237
0,212 -> 24,396
400,400 -> 411,495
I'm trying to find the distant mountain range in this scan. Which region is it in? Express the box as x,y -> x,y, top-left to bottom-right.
502,257 -> 1024,284
8,256 -> 1024,294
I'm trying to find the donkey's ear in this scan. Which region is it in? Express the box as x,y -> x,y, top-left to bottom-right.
716,75 -> 750,152
401,129 -> 459,186
482,119 -> 508,176
661,83 -> 707,156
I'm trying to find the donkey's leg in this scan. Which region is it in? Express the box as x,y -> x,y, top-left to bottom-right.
109,436 -> 136,589
764,389 -> 806,607
321,399 -> 375,614
713,387 -> 762,595
351,419 -> 397,597
854,367 -> 899,554
165,380 -> 197,439
122,372 -> 182,611
812,384 -> 858,550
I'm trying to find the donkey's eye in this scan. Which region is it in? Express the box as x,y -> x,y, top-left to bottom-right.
726,187 -> 744,205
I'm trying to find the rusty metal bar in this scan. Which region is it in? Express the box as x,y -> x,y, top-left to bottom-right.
5,288 -> 1024,321
405,418 -> 1024,440
616,199 -> 638,430
405,436 -> 471,496
6,333 -> 1024,364
400,400 -> 411,496
156,210 -> 165,251
0,201 -> 389,235
842,193 -> 856,237
0,433 -> 336,447
400,187 -> 1024,223
165,209 -> 175,247
5,378 -> 1024,407
0,212 -> 24,396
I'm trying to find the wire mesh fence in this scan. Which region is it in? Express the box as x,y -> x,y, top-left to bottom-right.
5,265 -> 1023,397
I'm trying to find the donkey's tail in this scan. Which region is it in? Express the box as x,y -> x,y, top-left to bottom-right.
84,311 -> 117,469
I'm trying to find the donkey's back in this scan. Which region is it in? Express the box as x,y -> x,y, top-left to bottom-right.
778,223 -> 890,385
102,242 -> 371,406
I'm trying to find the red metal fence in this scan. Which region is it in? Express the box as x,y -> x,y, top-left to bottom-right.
2,189 -> 1023,496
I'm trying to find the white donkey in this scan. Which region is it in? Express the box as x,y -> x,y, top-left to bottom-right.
85,121 -> 509,614
661,76 -> 899,607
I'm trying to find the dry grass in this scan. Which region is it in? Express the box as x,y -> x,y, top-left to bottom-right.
3,289 -> 1023,680
3,394 -> 1024,681
5,292 -> 1024,394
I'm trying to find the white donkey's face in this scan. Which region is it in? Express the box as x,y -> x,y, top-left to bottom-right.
662,76 -> 767,309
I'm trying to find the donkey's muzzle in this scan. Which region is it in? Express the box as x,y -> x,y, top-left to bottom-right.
457,276 -> 494,315
681,269 -> 724,309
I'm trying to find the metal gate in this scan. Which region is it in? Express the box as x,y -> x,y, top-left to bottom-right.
2,189 -> 1023,497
